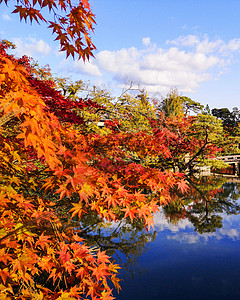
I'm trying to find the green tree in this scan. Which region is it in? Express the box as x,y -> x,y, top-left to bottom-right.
212,107 -> 240,153
160,89 -> 184,117
1,42 -> 195,299
159,90 -> 203,117
212,108 -> 239,135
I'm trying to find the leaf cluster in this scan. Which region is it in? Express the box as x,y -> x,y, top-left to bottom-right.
0,41 -> 195,299
0,0 -> 96,60
0,40 -> 233,299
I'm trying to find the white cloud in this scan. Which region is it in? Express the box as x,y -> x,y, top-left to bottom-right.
220,38 -> 240,54
13,37 -> 51,57
141,48 -> 220,72
73,59 -> 102,76
170,35 -> 240,55
97,48 -> 141,74
61,34 -> 240,96
197,38 -> 224,54
142,37 -> 151,46
168,35 -> 200,47
95,43 -> 221,94
2,14 -> 11,21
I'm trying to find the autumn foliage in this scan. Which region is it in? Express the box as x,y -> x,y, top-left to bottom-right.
0,36 -> 197,299
0,0 -> 96,60
0,0 -> 230,297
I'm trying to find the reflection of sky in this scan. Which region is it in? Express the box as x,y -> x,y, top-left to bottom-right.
153,208 -> 193,231
152,203 -> 240,245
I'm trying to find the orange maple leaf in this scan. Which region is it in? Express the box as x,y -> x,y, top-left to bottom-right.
35,232 -> 52,250
177,180 -> 189,193
97,250 -> 110,264
111,274 -> 122,293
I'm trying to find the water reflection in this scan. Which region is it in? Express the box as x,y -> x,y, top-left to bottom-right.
74,213 -> 157,270
68,176 -> 240,299
111,176 -> 240,300
77,175 -> 240,265
163,176 -> 240,234
74,177 -> 240,258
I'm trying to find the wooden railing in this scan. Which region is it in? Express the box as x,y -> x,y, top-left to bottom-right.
215,155 -> 240,163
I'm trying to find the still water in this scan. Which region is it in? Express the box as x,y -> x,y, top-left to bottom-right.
110,176 -> 240,300
81,176 -> 240,299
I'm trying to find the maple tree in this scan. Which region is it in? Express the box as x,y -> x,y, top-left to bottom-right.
0,0 -> 229,297
0,0 -> 96,60
0,40 -> 196,299
51,79 -> 225,176
0,42 -> 122,299
73,85 -> 226,174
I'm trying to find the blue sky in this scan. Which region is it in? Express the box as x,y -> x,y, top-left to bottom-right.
1,0 -> 240,110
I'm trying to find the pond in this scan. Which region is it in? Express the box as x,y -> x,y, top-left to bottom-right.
80,175 -> 240,300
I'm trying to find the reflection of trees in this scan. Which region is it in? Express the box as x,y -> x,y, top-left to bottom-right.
69,213 -> 156,270
57,176 -> 240,264
41,188 -> 157,274
54,176 -> 240,274
163,176 -> 240,234
216,181 -> 240,202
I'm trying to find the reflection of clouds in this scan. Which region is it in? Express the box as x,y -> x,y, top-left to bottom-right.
218,229 -> 240,240
223,213 -> 240,223
102,200 -> 240,245
166,228 -> 240,245
105,219 -> 130,231
167,233 -> 201,244
153,207 -> 240,244
106,209 -> 193,232
153,209 -> 193,232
